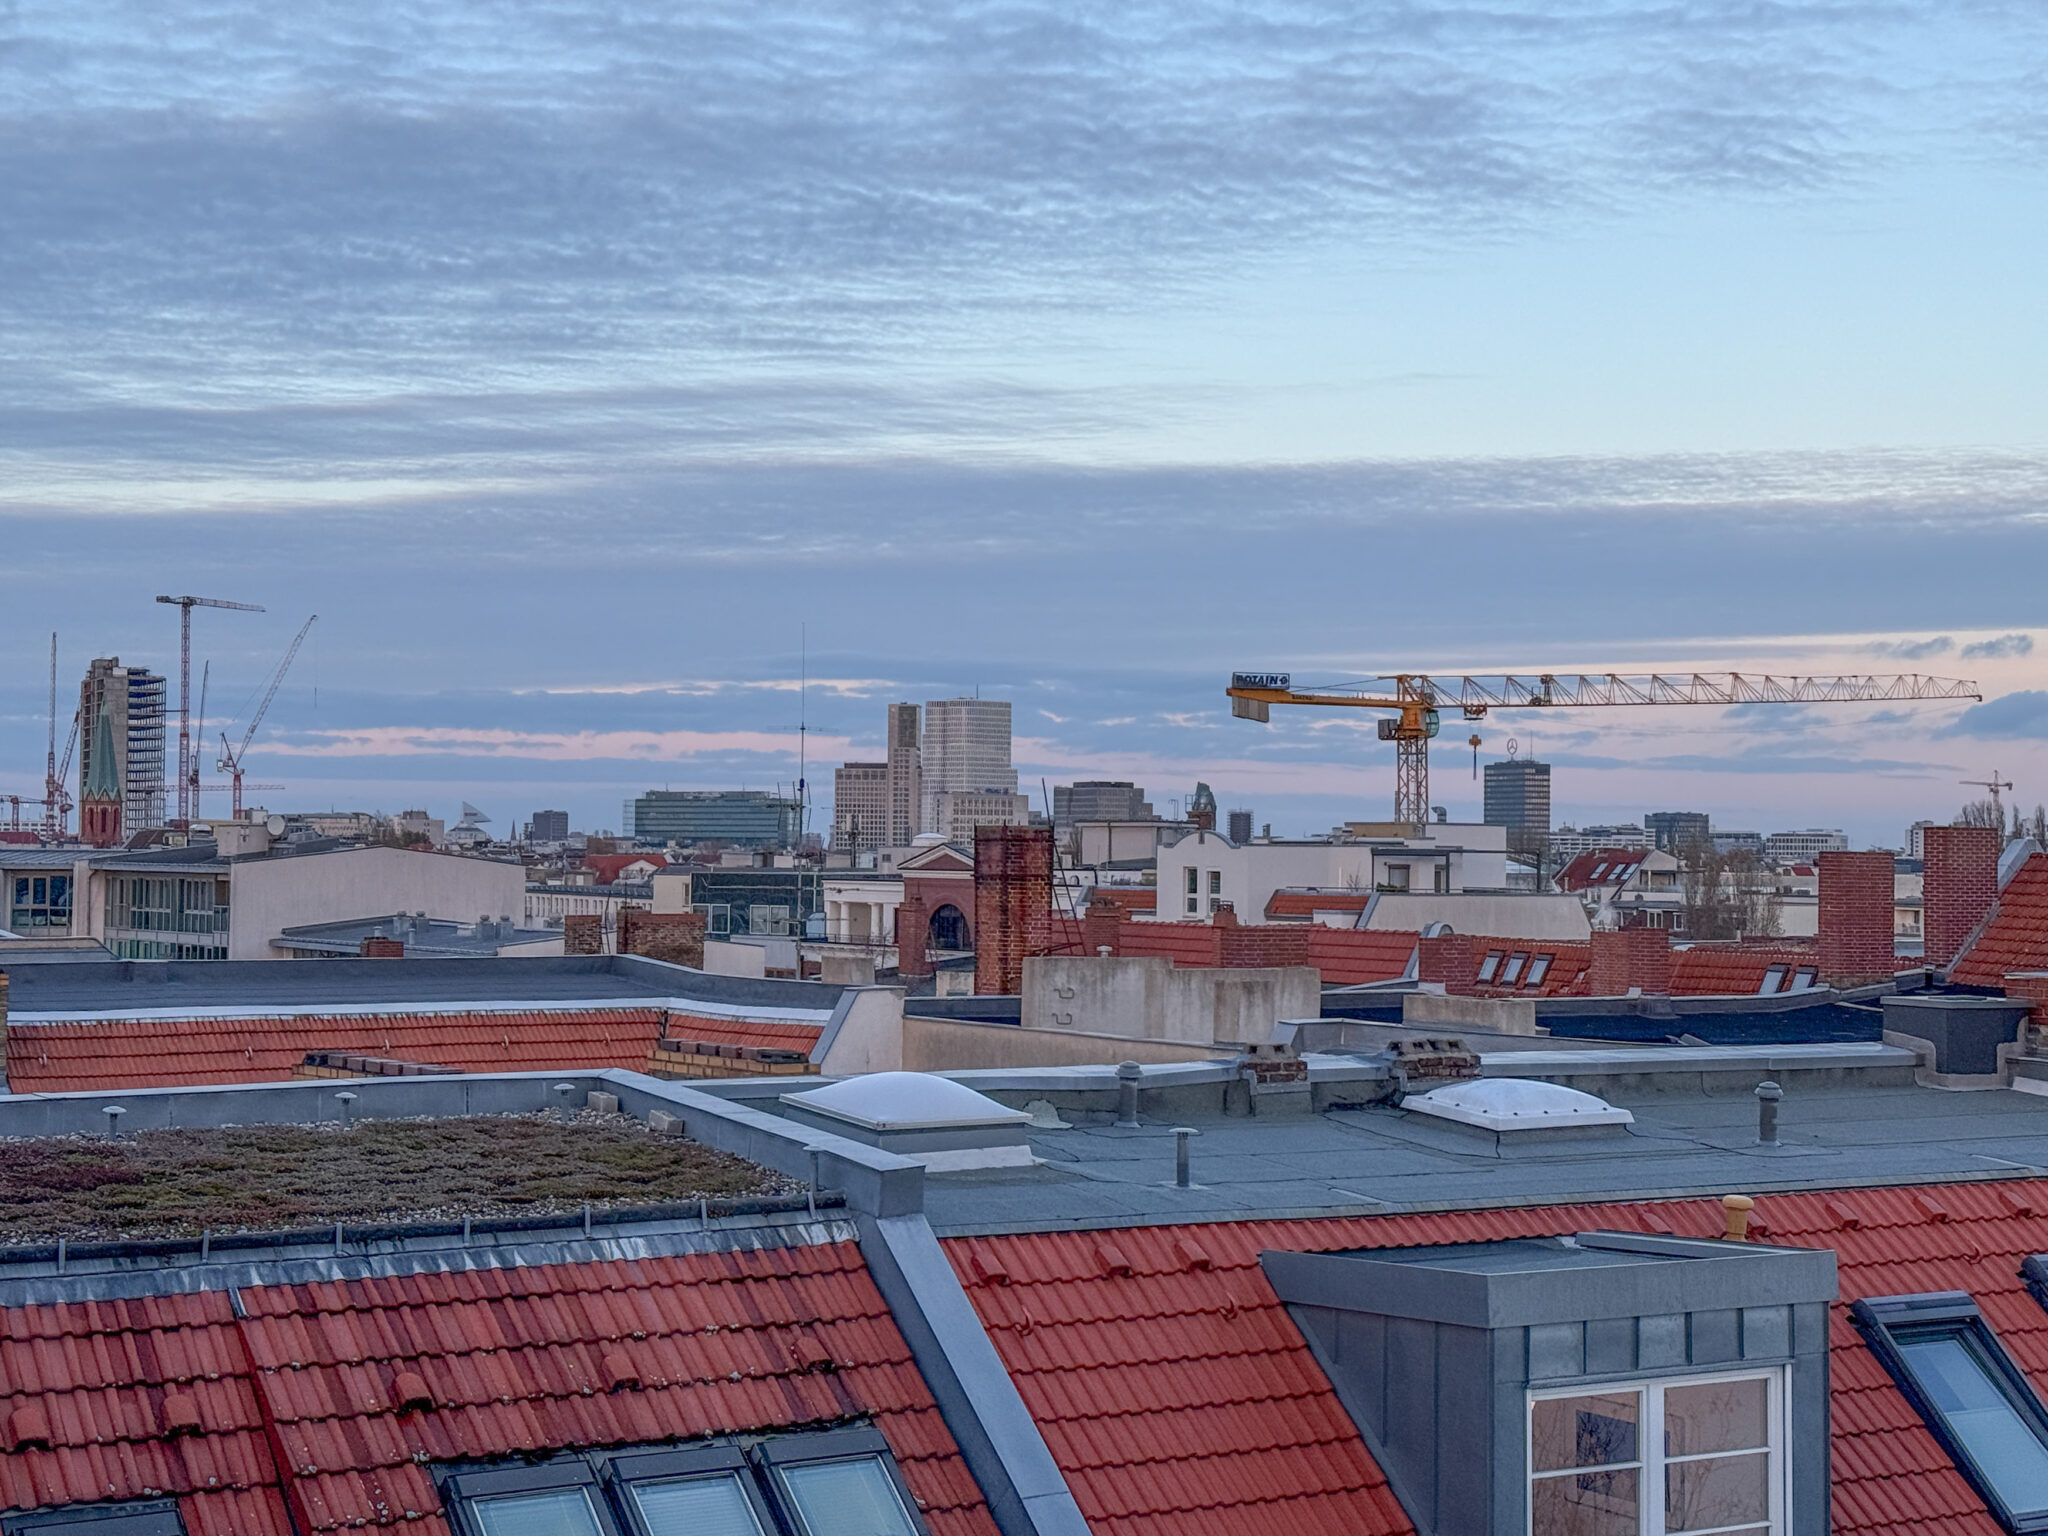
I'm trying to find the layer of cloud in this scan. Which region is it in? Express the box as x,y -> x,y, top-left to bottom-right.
1943,692 -> 2048,741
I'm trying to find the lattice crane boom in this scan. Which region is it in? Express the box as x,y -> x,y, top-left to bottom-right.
217,614 -> 316,817
156,594 -> 264,824
1227,670 -> 1983,824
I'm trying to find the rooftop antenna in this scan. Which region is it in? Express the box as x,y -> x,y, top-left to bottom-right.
797,626 -> 808,846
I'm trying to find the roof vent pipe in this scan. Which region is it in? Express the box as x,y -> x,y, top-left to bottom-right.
1115,1061 -> 1142,1129
1756,1080 -> 1783,1145
1722,1193 -> 1755,1242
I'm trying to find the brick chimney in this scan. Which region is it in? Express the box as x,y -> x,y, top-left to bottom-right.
1219,915 -> 1310,969
1818,850 -> 1894,986
620,908 -> 707,968
1417,932 -> 1478,995
1082,896 -> 1127,958
895,892 -> 932,978
1923,824 -> 2000,969
1588,928 -> 1672,996
357,936 -> 405,958
562,912 -> 604,956
974,825 -> 1052,995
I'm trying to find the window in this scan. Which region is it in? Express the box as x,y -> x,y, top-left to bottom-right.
1591,863 -> 1608,880
1499,952 -> 1528,986
2,1502 -> 185,1536
1525,954 -> 1553,988
1758,965 -> 1787,996
1207,869 -> 1223,915
10,873 -> 72,929
1478,949 -> 1504,983
439,1430 -> 924,1536
1530,1370 -> 1782,1536
1788,968 -> 1817,993
692,902 -> 732,936
1185,866 -> 1199,916
1383,864 -> 1411,892
1854,1292 -> 2048,1533
749,904 -> 791,936
1434,863 -> 1451,894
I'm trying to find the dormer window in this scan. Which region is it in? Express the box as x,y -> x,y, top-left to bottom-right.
1531,1371 -> 1781,1535
1477,949 -> 1504,983
1854,1292 -> 2048,1534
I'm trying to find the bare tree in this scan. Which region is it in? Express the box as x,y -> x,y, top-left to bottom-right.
1955,798 -> 2048,846
1678,841 -> 1782,941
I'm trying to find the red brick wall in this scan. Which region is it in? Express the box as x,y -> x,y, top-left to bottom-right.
1924,824 -> 2001,968
1417,933 -> 1477,995
1588,928 -> 1672,996
974,825 -> 1052,995
619,908 -> 706,968
562,913 -> 604,956
1215,907 -> 1311,969
2006,974 -> 2048,1040
1818,850 -> 1895,986
357,936 -> 405,958
1082,897 -> 1128,958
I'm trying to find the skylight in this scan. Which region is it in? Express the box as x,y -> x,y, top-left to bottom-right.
1,1503 -> 186,1536
1525,954 -> 1553,988
1759,965 -> 1788,995
1499,952 -> 1527,985
439,1430 -> 919,1536
1477,950 -> 1503,983
1854,1293 -> 2048,1534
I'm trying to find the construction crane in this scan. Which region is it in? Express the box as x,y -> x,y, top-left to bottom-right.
40,635 -> 76,839
156,594 -> 264,824
1227,670 -> 1985,824
1961,770 -> 2015,831
217,614 -> 316,818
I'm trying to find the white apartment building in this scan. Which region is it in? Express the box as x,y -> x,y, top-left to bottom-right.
1764,828 -> 1850,864
1151,823 -> 1510,925
1547,824 -> 1650,860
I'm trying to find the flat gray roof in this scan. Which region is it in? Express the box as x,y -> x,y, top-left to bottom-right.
0,953 -> 847,1016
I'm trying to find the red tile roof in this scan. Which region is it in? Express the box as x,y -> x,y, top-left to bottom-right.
1305,928 -> 1419,985
1263,890 -> 1373,920
1670,944 -> 1820,996
0,1241 -> 997,1536
1467,940 -> 1592,998
1950,851 -> 2048,987
581,853 -> 667,884
3,1008 -> 822,1094
947,1180 -> 2048,1536
1555,849 -> 1648,891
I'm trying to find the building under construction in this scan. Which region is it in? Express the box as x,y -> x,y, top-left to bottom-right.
76,658 -> 165,843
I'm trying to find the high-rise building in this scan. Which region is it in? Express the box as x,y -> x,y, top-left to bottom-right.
1482,758 -> 1551,837
832,762 -> 889,853
1053,781 -> 1153,829
1645,811 -> 1711,855
529,809 -> 570,843
78,658 -> 167,840
625,790 -> 801,849
885,703 -> 922,847
921,698 -> 1018,837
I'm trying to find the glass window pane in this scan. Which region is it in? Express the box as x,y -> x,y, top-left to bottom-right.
629,1474 -> 766,1536
1665,1450 -> 1769,1532
1533,1392 -> 1640,1472
1665,1378 -> 1769,1457
1898,1335 -> 2048,1510
1531,1467 -> 1639,1535
471,1488 -> 604,1536
777,1457 -> 917,1536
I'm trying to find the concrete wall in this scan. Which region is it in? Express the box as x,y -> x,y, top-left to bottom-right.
1021,954 -> 1319,1045
815,987 -> 906,1075
1401,992 -> 1539,1034
1364,891 -> 1590,940
228,848 -> 528,961
903,1013 -> 1227,1071
702,939 -> 768,978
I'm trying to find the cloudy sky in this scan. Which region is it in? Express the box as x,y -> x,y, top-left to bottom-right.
5,0 -> 2047,845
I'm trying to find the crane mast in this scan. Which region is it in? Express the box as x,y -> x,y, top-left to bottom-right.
218,615 -> 317,817
156,594 -> 263,825
1227,670 -> 1984,825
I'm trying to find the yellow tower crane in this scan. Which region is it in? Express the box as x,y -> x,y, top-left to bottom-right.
1225,670 -> 1984,825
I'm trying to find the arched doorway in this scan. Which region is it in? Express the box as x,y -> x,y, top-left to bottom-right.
929,903 -> 969,950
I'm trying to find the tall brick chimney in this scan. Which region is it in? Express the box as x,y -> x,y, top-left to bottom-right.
1923,824 -> 2000,969
562,913 -> 604,956
1588,928 -> 1672,997
974,825 -> 1052,995
894,892 -> 932,978
620,908 -> 707,968
1818,850 -> 1894,986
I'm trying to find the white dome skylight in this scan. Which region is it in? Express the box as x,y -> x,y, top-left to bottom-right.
1405,1077 -> 1634,1132
781,1071 -> 1032,1132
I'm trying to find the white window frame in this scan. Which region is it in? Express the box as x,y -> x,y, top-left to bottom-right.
1527,1365 -> 1787,1536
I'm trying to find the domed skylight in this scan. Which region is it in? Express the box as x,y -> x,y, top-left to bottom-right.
781,1071 -> 1032,1132
1405,1077 -> 1634,1132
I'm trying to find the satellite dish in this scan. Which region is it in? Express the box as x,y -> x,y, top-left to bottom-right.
266,814 -> 287,836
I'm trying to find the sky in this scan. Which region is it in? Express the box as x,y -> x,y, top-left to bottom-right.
4,0 -> 2047,847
